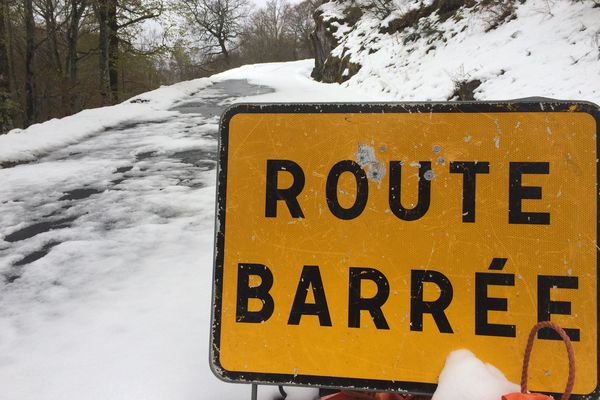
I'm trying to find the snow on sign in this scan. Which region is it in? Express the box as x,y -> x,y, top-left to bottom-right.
210,102 -> 600,398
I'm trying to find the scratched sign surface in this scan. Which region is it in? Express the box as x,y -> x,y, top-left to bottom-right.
211,102 -> 600,398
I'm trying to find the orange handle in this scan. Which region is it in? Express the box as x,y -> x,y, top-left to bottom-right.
521,321 -> 575,400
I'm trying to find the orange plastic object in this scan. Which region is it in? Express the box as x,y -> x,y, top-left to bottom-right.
502,393 -> 554,400
321,392 -> 431,400
320,393 -> 361,400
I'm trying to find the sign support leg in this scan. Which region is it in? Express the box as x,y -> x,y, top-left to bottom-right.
251,383 -> 258,400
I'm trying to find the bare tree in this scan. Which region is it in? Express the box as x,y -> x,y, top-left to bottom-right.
0,0 -> 14,133
178,0 -> 248,66
0,0 -> 176,129
35,0 -> 64,74
94,0 -> 109,102
239,0 -> 296,63
287,0 -> 318,59
66,0 -> 88,83
94,0 -> 162,104
371,0 -> 395,19
25,0 -> 36,126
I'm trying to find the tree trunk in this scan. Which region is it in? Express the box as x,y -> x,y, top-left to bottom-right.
0,0 -> 13,133
219,40 -> 230,66
96,0 -> 110,104
6,0 -> 18,113
67,0 -> 86,112
24,0 -> 36,127
43,0 -> 62,74
67,0 -> 85,82
107,0 -> 118,102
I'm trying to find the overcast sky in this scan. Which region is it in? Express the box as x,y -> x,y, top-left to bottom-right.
250,0 -> 303,9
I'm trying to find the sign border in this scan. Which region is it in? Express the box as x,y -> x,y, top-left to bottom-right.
210,101 -> 600,398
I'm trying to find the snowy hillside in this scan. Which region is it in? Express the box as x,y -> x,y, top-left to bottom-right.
312,0 -> 600,102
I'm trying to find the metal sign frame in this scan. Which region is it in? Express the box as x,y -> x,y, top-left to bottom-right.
210,101 -> 600,398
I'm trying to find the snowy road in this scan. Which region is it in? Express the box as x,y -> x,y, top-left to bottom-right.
0,75 -> 321,399
0,59 -> 382,399
0,79 -> 268,288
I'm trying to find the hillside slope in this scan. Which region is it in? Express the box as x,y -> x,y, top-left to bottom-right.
312,0 -> 600,102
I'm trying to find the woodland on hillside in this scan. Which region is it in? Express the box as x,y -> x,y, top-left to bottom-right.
0,0 -> 317,133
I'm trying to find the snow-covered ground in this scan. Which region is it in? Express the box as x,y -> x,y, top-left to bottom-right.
0,61 -> 379,400
2,1 -> 599,391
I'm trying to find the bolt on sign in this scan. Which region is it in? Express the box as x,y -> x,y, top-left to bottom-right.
210,102 -> 600,398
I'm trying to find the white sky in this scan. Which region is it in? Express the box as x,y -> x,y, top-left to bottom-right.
251,0 -> 304,9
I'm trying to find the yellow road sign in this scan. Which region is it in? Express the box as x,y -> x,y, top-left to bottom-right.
210,102 -> 600,398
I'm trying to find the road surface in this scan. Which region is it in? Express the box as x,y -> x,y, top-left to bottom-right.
0,79 -> 314,400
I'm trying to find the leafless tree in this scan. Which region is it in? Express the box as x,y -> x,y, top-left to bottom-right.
35,0 -> 65,74
94,0 -> 163,103
178,0 -> 248,66
287,0 -> 318,59
0,0 -> 14,133
25,0 -> 36,126
371,0 -> 395,19
239,0 -> 295,62
66,0 -> 88,84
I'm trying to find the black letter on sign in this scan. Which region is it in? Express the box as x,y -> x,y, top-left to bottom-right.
475,259 -> 516,337
411,270 -> 453,333
326,160 -> 368,220
389,161 -> 432,221
348,267 -> 390,329
509,162 -> 550,225
538,275 -> 580,341
288,266 -> 332,326
449,161 -> 490,223
236,263 -> 275,323
265,160 -> 305,218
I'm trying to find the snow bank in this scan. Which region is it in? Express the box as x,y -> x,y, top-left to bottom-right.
214,59 -> 382,102
433,350 -> 520,400
0,78 -> 213,165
